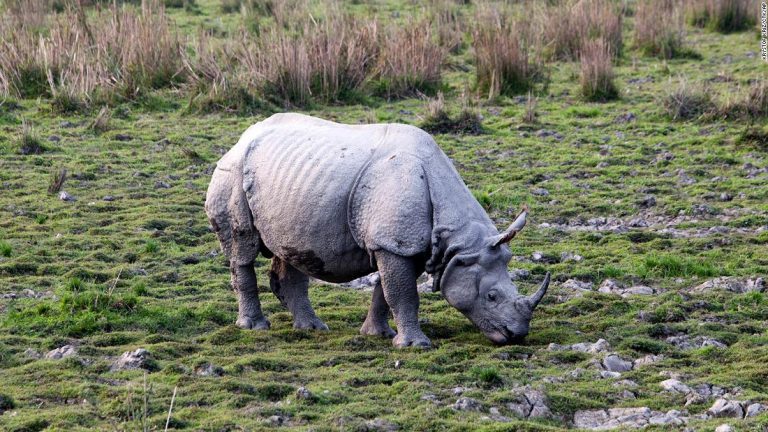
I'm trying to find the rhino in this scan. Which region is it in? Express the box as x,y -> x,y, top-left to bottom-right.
205,113 -> 550,348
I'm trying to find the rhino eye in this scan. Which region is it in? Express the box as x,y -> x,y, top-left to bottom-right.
487,290 -> 498,302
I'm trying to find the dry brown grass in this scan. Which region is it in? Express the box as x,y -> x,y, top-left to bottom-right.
0,1 -> 184,107
634,0 -> 691,59
686,0 -> 757,33
375,20 -> 444,98
473,7 -> 540,99
661,77 -> 716,119
720,80 -> 768,120
580,39 -> 618,101
538,0 -> 623,61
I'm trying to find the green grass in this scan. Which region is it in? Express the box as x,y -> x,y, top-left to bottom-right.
0,0 -> 766,431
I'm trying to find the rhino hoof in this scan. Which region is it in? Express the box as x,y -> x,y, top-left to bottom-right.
393,333 -> 432,349
294,317 -> 329,331
236,316 -> 271,330
360,320 -> 397,338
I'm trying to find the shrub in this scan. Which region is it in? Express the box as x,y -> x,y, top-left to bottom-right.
661,78 -> 716,120
580,39 -> 618,101
0,241 -> 11,258
523,91 -> 538,123
48,168 -> 67,194
473,7 -> 540,99
374,20 -> 443,98
420,92 -> 483,135
18,120 -> 45,155
431,0 -> 465,54
721,80 -> 768,120
634,0 -> 692,58
687,0 -> 755,33
538,0 -> 623,60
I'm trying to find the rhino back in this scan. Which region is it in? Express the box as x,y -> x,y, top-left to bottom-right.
241,116 -> 390,281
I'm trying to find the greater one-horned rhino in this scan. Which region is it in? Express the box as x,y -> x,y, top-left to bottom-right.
205,113 -> 550,347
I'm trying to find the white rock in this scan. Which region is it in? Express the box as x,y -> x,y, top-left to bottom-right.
634,354 -> 663,368
692,277 -> 765,294
452,397 -> 482,411
111,348 -> 151,371
715,424 -> 733,432
708,398 -> 745,418
746,403 -> 767,417
660,379 -> 692,394
600,371 -> 622,379
603,354 -> 633,372
59,191 -> 76,202
45,345 -> 76,360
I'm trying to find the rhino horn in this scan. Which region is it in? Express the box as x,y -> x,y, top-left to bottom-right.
527,272 -> 550,311
491,205 -> 528,247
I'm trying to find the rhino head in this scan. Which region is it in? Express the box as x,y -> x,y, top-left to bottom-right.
438,207 -> 550,344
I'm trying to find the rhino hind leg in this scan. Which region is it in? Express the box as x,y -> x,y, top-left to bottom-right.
269,257 -> 329,330
374,250 -> 431,348
360,279 -> 396,338
206,168 -> 270,330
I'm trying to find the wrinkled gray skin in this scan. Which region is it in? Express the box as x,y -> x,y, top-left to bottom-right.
205,113 -> 550,348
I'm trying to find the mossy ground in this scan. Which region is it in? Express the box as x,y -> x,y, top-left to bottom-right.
1,1 -> 767,431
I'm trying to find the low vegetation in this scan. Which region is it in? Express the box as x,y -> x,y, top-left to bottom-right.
580,39 -> 619,102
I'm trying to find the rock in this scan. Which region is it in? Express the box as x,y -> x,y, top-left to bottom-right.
296,386 -> 313,400
600,371 -> 622,379
45,345 -> 76,360
678,169 -> 696,185
508,269 -> 530,280
452,397 -> 482,411
59,191 -> 76,202
746,403 -> 767,417
111,348 -> 152,371
708,398 -> 744,418
340,272 -> 380,289
364,418 -> 398,431
691,277 -> 765,294
561,279 -> 594,291
648,410 -> 686,425
637,195 -> 656,208
720,193 -> 733,202
155,181 -> 171,189
574,407 -> 691,430
102,195 -> 116,201
598,279 -> 622,293
573,409 -> 610,429
48,135 -> 60,143
506,387 -> 552,419
416,274 -> 434,293
633,354 -> 663,368
614,112 -> 636,123
715,425 -> 733,432
60,121 -> 75,128
603,354 -> 633,372
548,338 -> 610,354
113,133 -> 133,141
420,394 -> 439,404
666,335 -> 727,350
195,363 -> 222,377
560,251 -> 583,262
532,188 -> 549,196
451,386 -> 468,396
660,379 -> 692,394
614,379 -> 639,388
268,415 -> 287,426
620,390 -> 636,400
24,348 -> 42,359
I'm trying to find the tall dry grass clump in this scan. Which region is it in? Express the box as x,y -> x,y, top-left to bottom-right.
661,77 -> 716,120
687,0 -> 756,33
634,0 -> 690,58
538,0 -> 623,60
473,7 -> 540,99
580,39 -> 618,101
0,1 -> 184,108
375,21 -> 444,98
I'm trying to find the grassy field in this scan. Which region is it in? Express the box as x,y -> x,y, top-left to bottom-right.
1,0 -> 767,430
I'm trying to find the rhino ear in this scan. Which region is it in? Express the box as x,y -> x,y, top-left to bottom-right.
441,253 -> 480,311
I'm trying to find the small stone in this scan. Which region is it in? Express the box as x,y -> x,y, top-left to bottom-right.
420,394 -> 439,403
60,121 -> 75,128
394,360 -> 402,369
746,403 -> 767,417
603,354 -> 633,372
268,415 -> 287,426
634,354 -> 663,368
114,133 -> 133,141
508,269 -> 530,280
660,379 -> 692,394
600,371 -> 622,379
708,398 -> 745,418
715,424 -> 733,432
195,363 -> 222,377
155,181 -> 171,189
452,397 -> 482,411
532,188 -> 549,196
24,348 -> 42,359
692,277 -> 765,294
111,348 -> 152,371
103,195 -> 115,201
296,386 -> 313,400
45,345 -> 76,360
48,135 -> 61,143
59,191 -> 76,202
620,390 -> 636,399
451,387 -> 468,396
364,418 -> 398,431
637,195 -> 656,208
506,387 -> 552,419
560,251 -> 583,262
573,409 -> 610,429
720,193 -> 733,202
561,279 -> 594,291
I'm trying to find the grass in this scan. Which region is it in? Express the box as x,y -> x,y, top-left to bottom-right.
0,0 -> 766,430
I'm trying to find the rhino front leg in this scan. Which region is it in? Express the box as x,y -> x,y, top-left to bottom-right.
375,250 -> 431,348
270,257 -> 329,330
360,277 -> 396,338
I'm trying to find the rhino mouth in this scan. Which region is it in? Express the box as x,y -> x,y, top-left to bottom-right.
484,327 -> 527,345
